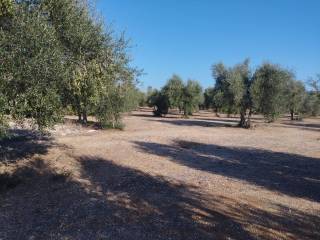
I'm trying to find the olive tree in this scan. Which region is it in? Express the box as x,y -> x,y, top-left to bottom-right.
1,0 -> 138,130
285,79 -> 306,120
301,76 -> 320,116
302,93 -> 320,116
227,60 -> 253,128
251,63 -> 292,122
146,89 -> 169,117
212,63 -> 237,116
162,75 -> 184,112
309,74 -> 320,94
212,90 -> 224,116
123,87 -> 146,110
182,80 -> 202,116
42,0 -> 107,123
150,77 -> 202,117
203,87 -> 214,109
0,3 -> 65,130
211,60 -> 303,127
212,60 -> 253,127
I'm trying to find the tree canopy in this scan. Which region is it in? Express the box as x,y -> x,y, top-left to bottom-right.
209,60 -> 316,127
0,0 -> 139,134
146,76 -> 202,117
251,63 -> 293,122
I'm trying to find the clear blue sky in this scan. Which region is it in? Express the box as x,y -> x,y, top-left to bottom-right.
96,0 -> 320,90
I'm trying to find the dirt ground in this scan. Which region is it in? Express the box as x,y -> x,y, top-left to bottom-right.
1,108 -> 320,240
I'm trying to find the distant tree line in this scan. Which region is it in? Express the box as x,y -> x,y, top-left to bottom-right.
145,75 -> 202,117
207,60 -> 320,127
0,0 -> 141,137
145,60 -> 319,128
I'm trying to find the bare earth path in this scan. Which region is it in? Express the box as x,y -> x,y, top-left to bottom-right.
1,109 -> 320,239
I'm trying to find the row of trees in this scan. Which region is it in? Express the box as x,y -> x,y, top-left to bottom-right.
146,60 -> 319,128
146,75 -> 202,117
0,1 -> 318,135
0,0 -> 140,136
207,60 -> 320,127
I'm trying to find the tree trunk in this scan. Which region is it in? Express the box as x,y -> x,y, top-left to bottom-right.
290,110 -> 294,120
82,111 -> 88,125
239,109 -> 252,128
239,111 -> 246,127
215,107 -> 220,117
183,103 -> 187,117
76,98 -> 82,122
227,107 -> 232,118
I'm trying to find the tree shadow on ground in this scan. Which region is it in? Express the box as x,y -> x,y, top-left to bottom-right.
280,121 -> 320,132
219,198 -> 320,240
210,115 -> 265,121
130,113 -> 180,119
63,117 -> 103,129
0,129 -> 52,163
78,156 -> 255,240
133,140 -> 320,202
0,156 -> 254,240
0,158 -> 77,239
194,117 -> 241,124
287,122 -> 320,129
1,156 -> 319,239
147,119 -> 238,128
273,124 -> 320,132
0,129 -> 67,192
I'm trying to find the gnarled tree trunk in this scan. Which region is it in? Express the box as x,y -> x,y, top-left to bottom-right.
239,108 -> 252,128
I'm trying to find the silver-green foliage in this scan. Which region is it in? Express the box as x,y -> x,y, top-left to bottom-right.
0,0 -> 138,130
160,75 -> 202,116
43,0 -> 132,124
212,63 -> 236,114
0,4 -> 64,130
182,80 -> 202,116
211,60 -> 308,126
0,0 -> 14,18
302,76 -> 320,116
146,89 -> 169,117
162,75 -> 184,111
212,60 -> 253,127
0,93 -> 8,138
302,93 -> 320,117
251,63 -> 292,122
95,85 -> 124,129
285,79 -> 306,119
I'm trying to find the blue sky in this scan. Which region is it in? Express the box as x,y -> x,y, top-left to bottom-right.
96,0 -> 320,90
